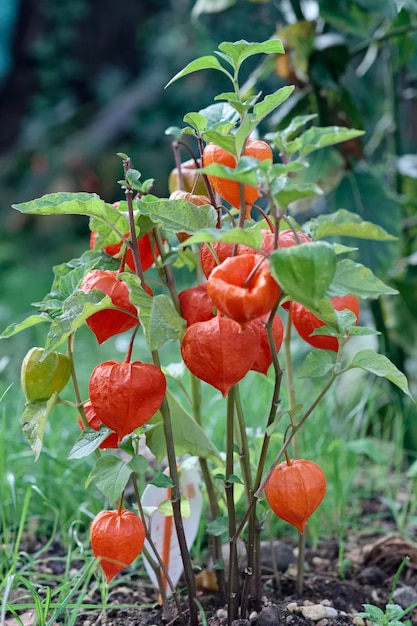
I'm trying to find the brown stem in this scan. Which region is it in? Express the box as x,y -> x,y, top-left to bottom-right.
122,159 -> 145,286
225,387 -> 239,624
152,351 -> 199,626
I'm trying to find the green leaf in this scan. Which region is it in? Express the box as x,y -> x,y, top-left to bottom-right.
200,156 -> 262,186
158,495 -> 191,518
165,55 -> 232,88
0,314 -> 51,339
206,516 -> 229,537
123,274 -> 186,350
151,474 -> 175,488
253,86 -> 295,122
226,474 -> 243,485
137,198 -> 217,233
331,169 -> 402,277
288,126 -> 365,158
90,456 -> 134,504
269,241 -> 336,309
146,391 -> 220,461
270,176 -> 323,208
45,291 -> 113,352
199,102 -> 240,129
12,192 -> 122,225
348,350 -> 412,398
218,40 -> 285,68
312,209 -> 398,241
22,394 -> 59,461
183,112 -> 208,133
68,427 -> 114,460
183,226 -> 263,248
326,258 -> 398,299
298,351 -> 334,378
202,129 -> 237,154
346,326 -> 380,337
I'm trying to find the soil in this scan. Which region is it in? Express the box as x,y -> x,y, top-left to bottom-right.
5,500 -> 417,626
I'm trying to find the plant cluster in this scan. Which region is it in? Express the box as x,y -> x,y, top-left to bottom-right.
1,40 -> 412,625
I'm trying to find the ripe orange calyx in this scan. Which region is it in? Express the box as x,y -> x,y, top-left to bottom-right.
264,459 -> 326,533
291,295 -> 360,352
90,509 -> 145,582
203,139 -> 272,216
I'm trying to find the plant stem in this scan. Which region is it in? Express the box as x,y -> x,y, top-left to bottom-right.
283,306 -> 306,593
151,350 -> 199,626
231,370 -> 338,548
131,474 -> 183,623
190,374 -> 226,599
234,387 -> 257,616
123,158 -> 145,286
67,334 -> 100,459
153,227 -> 181,315
225,386 -> 239,624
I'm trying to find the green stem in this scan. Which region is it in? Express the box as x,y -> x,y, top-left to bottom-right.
151,350 -> 199,626
67,334 -> 100,459
153,227 -> 181,315
283,306 -> 305,593
123,159 -> 145,287
234,387 -> 256,616
231,369 -> 338,547
190,374 -> 226,599
225,386 -> 239,624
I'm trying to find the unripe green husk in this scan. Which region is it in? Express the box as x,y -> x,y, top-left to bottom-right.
21,347 -> 72,401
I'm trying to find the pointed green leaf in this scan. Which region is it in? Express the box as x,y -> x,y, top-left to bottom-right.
158,495 -> 191,518
199,102 -> 240,128
122,274 -> 186,350
292,126 -> 365,158
348,349 -> 412,398
332,170 -> 402,277
206,516 -> 229,537
68,427 -> 114,460
253,86 -> 295,122
12,192 -> 122,225
146,391 -> 220,461
298,351 -> 334,378
45,291 -> 112,352
137,198 -> 217,233
200,156 -> 261,186
270,176 -> 323,208
183,112 -> 208,133
202,129 -> 237,154
346,326 -> 380,337
90,456 -> 134,504
269,241 -> 336,309
1,314 -> 51,339
326,259 -> 398,299
22,394 -> 59,460
218,40 -> 285,67
151,474 -> 175,488
312,209 -> 397,241
165,55 -> 232,88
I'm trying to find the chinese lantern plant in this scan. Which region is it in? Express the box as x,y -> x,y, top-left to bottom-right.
0,38 -> 413,626
90,507 -> 146,582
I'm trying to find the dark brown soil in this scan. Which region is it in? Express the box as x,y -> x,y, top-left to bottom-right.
73,531 -> 417,626
5,501 -> 417,626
